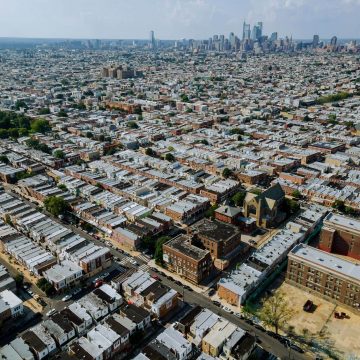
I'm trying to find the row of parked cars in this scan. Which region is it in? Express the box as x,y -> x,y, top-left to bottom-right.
150,267 -> 193,291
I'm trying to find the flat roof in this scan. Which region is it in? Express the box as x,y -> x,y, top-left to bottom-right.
290,244 -> 360,283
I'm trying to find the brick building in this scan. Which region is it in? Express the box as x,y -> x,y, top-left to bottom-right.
163,235 -> 212,284
319,213 -> 360,260
214,205 -> 242,225
189,219 -> 247,260
287,244 -> 360,312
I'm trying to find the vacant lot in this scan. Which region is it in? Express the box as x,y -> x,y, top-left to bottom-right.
277,282 -> 360,359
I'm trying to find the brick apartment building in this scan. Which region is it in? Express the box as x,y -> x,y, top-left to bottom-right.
287,244 -> 360,312
319,213 -> 360,260
163,235 -> 212,284
189,218 -> 247,260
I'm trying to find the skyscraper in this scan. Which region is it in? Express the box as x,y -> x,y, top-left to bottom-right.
330,36 -> 337,46
242,22 -> 251,41
270,32 -> 278,42
150,30 -> 156,49
312,35 -> 319,48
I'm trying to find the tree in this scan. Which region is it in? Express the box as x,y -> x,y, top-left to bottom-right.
145,147 -> 155,157
205,204 -> 218,219
258,291 -> 294,334
283,198 -> 300,215
222,168 -> 232,179
230,128 -> 244,135
58,184 -> 67,191
199,139 -> 209,145
26,138 -> 52,154
0,155 -> 9,164
165,153 -> 175,162
53,149 -> 65,159
14,273 -> 24,287
292,190 -> 302,199
86,131 -> 93,139
231,191 -> 246,207
333,199 -> 345,212
38,107 -> 50,115
30,119 -> 51,134
127,121 -> 139,129
15,100 -> 28,110
154,236 -> 170,266
58,109 -> 68,117
44,196 -> 70,217
0,129 -> 8,139
180,93 -> 189,102
36,278 -> 55,296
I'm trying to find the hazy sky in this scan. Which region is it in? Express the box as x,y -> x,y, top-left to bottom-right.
0,0 -> 359,40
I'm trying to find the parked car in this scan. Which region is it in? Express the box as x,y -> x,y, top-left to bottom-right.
222,306 -> 233,314
303,299 -> 313,312
72,288 -> 81,296
94,280 -> 103,288
62,294 -> 72,302
46,309 -> 56,317
208,289 -> 216,296
289,343 -> 305,353
212,300 -> 221,307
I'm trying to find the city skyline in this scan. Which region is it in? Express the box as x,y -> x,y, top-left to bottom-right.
0,0 -> 359,40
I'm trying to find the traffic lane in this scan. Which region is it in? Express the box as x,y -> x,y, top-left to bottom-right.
156,275 -> 309,360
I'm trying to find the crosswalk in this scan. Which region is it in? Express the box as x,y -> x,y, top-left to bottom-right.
117,257 -> 149,272
138,263 -> 150,272
136,254 -> 151,263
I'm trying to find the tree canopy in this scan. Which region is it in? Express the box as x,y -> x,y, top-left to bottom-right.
154,236 -> 170,266
258,291 -> 294,334
44,196 -> 71,217
222,167 -> 232,179
231,191 -> 246,207
30,119 -> 51,134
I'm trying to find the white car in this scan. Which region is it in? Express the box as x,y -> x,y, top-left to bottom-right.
129,259 -> 138,265
222,306 -> 233,313
46,309 -> 56,317
62,294 -> 72,301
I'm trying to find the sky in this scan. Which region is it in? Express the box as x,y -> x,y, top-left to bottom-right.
0,0 -> 359,40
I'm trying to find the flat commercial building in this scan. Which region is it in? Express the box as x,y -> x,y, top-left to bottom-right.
287,244 -> 360,312
319,213 -> 360,260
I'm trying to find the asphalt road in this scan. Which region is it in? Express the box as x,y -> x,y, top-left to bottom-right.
6,188 -> 309,359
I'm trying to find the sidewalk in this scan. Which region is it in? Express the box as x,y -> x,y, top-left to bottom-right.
148,259 -> 207,294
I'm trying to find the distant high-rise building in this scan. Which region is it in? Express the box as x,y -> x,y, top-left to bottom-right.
270,32 -> 278,42
150,30 -> 156,49
242,22 -> 251,41
229,32 -> 235,48
250,22 -> 263,41
312,34 -> 319,48
330,36 -> 337,46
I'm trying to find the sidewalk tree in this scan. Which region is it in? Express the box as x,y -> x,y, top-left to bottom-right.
258,291 -> 294,334
154,236 -> 170,266
14,273 -> 24,287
